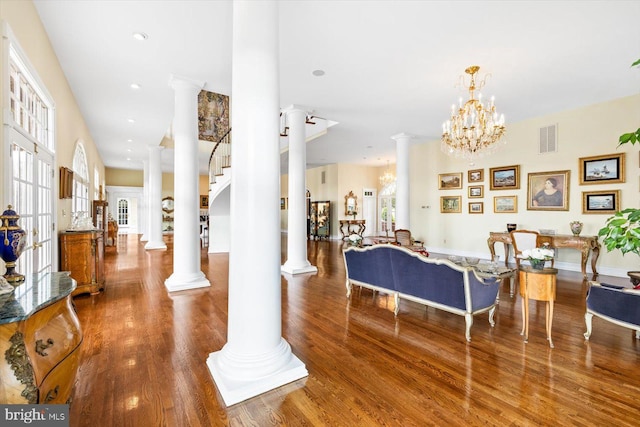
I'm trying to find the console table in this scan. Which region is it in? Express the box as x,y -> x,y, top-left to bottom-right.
487,231 -> 600,279
0,272 -> 82,403
339,220 -> 366,240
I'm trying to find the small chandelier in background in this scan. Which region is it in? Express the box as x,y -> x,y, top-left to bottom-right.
441,65 -> 506,160
379,160 -> 395,186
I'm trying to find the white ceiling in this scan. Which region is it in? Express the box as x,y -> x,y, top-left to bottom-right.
33,1 -> 640,175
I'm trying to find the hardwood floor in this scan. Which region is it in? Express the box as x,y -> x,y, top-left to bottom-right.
70,234 -> 640,426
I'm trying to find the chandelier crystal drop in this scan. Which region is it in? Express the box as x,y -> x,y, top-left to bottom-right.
379,160 -> 395,187
441,65 -> 506,160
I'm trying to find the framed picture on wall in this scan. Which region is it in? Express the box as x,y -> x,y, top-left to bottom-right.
468,169 -> 484,183
468,202 -> 483,214
200,195 -> 209,209
440,196 -> 462,213
582,190 -> 620,214
468,185 -> 483,198
280,197 -> 287,210
438,173 -> 463,190
489,165 -> 520,190
579,153 -> 625,185
527,170 -> 570,211
493,196 -> 517,213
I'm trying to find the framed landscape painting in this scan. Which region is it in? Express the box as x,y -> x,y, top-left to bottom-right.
582,190 -> 620,214
579,153 -> 625,185
468,185 -> 483,198
489,165 -> 520,190
527,170 -> 570,211
439,173 -> 463,190
493,195 -> 517,213
468,169 -> 484,183
441,196 -> 462,213
469,202 -> 483,214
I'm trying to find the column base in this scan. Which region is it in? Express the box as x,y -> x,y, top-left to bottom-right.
206,349 -> 308,407
140,234 -> 149,242
144,240 -> 167,250
165,272 -> 210,292
281,261 -> 318,275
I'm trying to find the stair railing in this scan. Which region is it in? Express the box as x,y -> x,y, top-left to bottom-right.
208,128 -> 232,186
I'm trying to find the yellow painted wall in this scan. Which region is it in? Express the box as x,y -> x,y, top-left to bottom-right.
106,168 -> 143,187
105,168 -> 209,198
0,1 -> 105,229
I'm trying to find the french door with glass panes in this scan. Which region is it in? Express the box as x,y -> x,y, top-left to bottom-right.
8,128 -> 55,277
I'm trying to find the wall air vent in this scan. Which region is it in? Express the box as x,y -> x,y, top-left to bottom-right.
539,124 -> 558,154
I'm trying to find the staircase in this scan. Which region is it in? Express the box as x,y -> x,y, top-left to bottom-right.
208,128 -> 232,201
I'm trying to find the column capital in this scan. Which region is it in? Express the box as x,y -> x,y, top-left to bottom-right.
169,74 -> 205,91
147,144 -> 165,152
391,132 -> 417,142
281,104 -> 311,115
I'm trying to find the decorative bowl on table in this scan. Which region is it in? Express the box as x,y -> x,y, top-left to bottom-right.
464,257 -> 480,266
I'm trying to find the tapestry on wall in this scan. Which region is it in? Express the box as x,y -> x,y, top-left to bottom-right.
198,90 -> 229,142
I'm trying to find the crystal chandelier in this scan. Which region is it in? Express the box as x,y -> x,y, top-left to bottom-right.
379,160 -> 395,186
441,65 -> 506,160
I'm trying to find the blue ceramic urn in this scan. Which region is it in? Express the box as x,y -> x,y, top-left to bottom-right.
0,205 -> 27,282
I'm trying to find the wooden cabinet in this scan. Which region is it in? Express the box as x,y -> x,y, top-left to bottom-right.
310,201 -> 331,240
0,272 -> 82,404
59,230 -> 105,296
92,200 -> 108,250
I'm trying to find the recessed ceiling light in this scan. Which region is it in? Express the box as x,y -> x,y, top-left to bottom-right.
132,32 -> 148,41
127,148 -> 132,152
312,69 -> 325,77
130,83 -> 141,89
127,119 -> 135,123
127,139 -> 133,142
126,157 -> 131,161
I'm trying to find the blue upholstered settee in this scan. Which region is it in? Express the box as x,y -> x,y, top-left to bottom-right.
343,244 -> 500,342
584,282 -> 640,340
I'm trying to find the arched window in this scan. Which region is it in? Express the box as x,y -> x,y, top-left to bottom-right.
72,140 -> 89,215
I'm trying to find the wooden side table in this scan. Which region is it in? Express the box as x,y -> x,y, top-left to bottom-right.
519,266 -> 558,348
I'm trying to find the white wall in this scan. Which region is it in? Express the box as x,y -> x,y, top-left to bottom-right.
106,185 -> 143,235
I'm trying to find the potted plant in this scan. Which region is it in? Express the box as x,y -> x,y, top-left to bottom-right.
598,209 -> 640,287
598,208 -> 640,256
597,58 -> 640,285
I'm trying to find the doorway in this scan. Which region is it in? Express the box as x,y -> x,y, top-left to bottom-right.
378,182 -> 396,238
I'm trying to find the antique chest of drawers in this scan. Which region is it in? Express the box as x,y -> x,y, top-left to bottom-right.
0,272 -> 82,404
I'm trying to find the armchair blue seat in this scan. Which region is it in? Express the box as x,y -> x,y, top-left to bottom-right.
584,282 -> 640,340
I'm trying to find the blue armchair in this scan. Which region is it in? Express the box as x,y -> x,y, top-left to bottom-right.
584,282 -> 640,340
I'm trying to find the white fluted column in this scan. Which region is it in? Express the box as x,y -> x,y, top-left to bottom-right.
281,106 -> 317,275
391,133 -> 415,230
207,0 -> 307,406
145,146 -> 166,250
165,75 -> 210,292
140,159 -> 149,241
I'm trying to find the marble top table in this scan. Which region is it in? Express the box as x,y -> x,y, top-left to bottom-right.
0,272 -> 77,324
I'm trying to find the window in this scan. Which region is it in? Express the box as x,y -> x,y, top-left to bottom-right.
9,47 -> 53,151
118,199 -> 129,226
94,166 -> 100,200
72,141 -> 89,215
5,29 -> 56,278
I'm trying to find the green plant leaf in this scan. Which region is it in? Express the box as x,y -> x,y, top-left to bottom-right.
632,58 -> 640,67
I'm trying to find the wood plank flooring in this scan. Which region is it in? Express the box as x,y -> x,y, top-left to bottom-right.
69,235 -> 640,426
